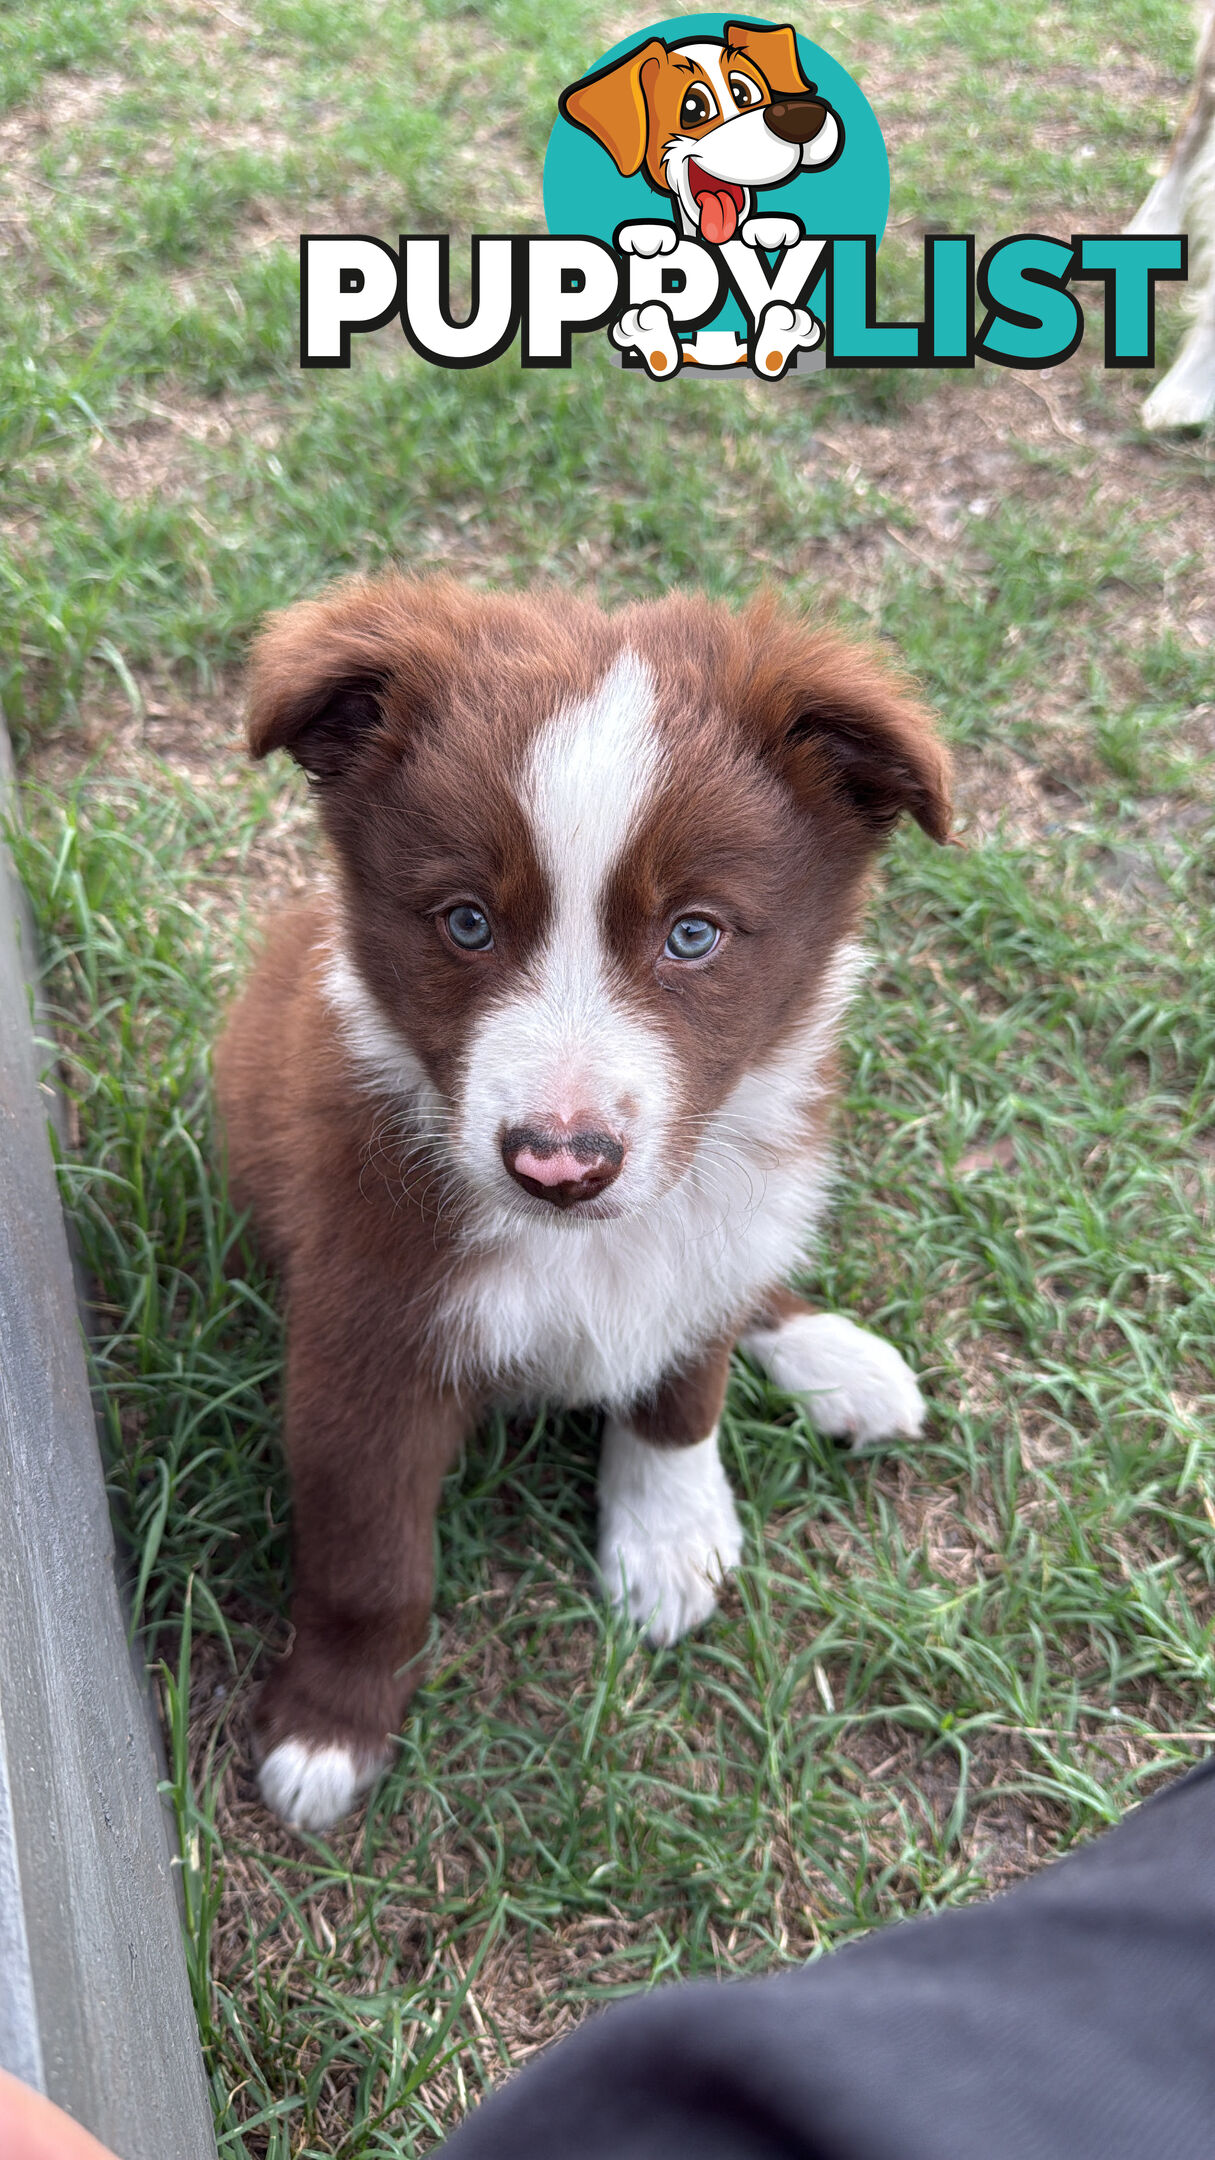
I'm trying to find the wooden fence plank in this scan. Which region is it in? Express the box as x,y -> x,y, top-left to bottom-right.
0,722 -> 216,2160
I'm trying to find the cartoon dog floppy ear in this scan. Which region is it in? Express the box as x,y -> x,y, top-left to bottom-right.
724,20 -> 815,97
559,37 -> 668,180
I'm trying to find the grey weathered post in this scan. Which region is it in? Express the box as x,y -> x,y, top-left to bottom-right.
0,718 -> 216,2159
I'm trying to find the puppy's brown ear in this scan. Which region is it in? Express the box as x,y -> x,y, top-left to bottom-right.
246,577 -> 420,783
788,688 -> 953,842
559,39 -> 667,177
745,614 -> 952,843
724,22 -> 813,98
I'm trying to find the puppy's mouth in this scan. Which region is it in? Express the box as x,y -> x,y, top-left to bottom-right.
510,1186 -> 631,1226
687,159 -> 745,244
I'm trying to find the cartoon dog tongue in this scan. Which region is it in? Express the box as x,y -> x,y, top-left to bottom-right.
699,187 -> 739,244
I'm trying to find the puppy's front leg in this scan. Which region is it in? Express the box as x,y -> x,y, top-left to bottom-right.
742,1288 -> 925,1448
254,1257 -> 472,1832
598,1341 -> 742,1645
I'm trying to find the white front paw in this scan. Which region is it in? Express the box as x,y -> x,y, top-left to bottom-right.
610,301 -> 682,378
257,1736 -> 384,1832
598,1422 -> 743,1646
616,221 -> 679,257
742,1312 -> 925,1448
740,213 -> 804,251
752,299 -> 822,378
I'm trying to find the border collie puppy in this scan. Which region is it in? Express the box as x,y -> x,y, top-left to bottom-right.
214,576 -> 952,1831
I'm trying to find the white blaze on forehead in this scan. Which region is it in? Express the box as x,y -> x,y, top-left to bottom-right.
452,648 -> 673,1225
674,42 -> 734,110
521,648 -> 665,932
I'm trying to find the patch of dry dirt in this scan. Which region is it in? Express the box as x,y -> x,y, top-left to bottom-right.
84,387 -> 285,505
0,69 -> 127,243
28,672 -> 246,785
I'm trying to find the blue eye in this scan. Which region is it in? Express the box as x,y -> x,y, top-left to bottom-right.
445,904 -> 493,951
664,916 -> 720,961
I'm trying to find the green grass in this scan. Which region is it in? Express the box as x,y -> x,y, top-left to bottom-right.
4,0 -> 1215,2153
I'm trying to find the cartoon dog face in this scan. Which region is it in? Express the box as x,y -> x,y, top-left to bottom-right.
560,21 -> 842,243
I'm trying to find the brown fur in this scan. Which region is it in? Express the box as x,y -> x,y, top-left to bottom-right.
626,1337 -> 737,1449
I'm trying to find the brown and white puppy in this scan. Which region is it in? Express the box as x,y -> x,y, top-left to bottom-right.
214,577 -> 951,1832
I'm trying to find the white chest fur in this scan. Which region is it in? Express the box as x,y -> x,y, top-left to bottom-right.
324,930 -> 865,1409
432,1073 -> 838,1409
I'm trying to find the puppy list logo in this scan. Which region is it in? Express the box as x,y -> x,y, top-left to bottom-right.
300,12 -> 1188,382
546,15 -> 873,377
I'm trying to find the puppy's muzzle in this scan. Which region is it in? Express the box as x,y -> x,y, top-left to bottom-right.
766,96 -> 830,145
501,1120 -> 626,1209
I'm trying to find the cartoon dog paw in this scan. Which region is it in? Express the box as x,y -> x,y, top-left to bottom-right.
615,221 -> 680,258
611,301 -> 683,379
740,213 -> 805,252
751,299 -> 822,378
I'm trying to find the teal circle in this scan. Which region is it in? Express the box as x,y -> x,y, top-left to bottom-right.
543,14 -> 889,338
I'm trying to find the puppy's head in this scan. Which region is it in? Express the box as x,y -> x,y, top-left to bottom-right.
248,577 -> 949,1230
560,23 -> 842,242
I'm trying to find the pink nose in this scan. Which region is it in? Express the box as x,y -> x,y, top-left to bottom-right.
501,1120 -> 625,1208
